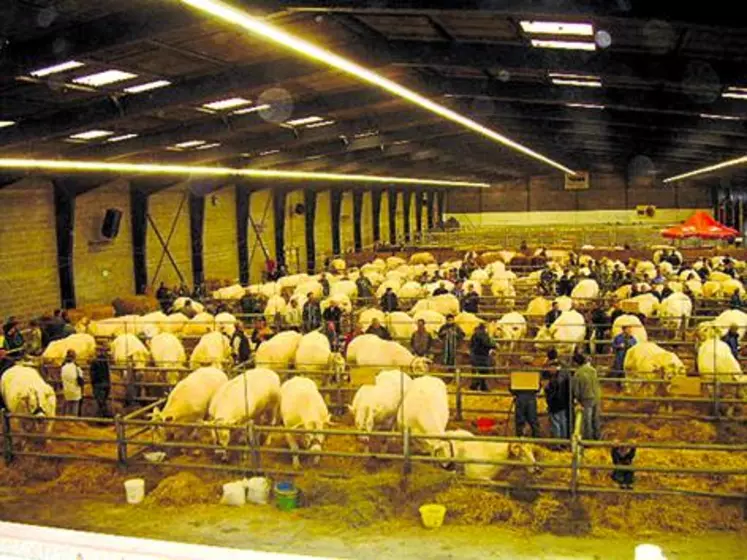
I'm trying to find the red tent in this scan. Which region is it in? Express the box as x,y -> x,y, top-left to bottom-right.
661,211 -> 739,240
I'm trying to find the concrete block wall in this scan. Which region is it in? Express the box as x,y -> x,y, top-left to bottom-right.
380,190 -> 391,244
73,180 -> 134,307
315,190 -> 333,265
146,185 -> 192,289
0,179 -> 60,319
203,185 -> 239,283
285,189 -> 307,274
248,189 -> 276,284
340,191 -> 355,253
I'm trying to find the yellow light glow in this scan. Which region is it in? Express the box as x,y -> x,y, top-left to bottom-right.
0,158 -> 489,188
178,0 -> 576,175
663,154 -> 747,183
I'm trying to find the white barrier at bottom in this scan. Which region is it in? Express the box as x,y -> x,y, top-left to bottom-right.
0,521 -> 333,560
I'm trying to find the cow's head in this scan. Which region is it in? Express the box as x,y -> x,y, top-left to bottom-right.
509,443 -> 539,474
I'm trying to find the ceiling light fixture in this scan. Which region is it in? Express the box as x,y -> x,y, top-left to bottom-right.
106,133 -> 139,143
69,130 -> 114,140
232,103 -> 271,115
173,140 -> 207,149
195,142 -> 222,150
124,80 -> 172,94
305,120 -> 336,129
520,21 -> 593,36
0,121 -> 16,129
531,39 -> 596,51
285,116 -> 324,127
699,113 -> 742,121
29,60 -> 85,77
722,86 -> 747,100
663,154 -> 747,183
566,103 -> 605,109
73,70 -> 138,87
0,157 -> 490,188
202,97 -> 252,111
178,0 -> 576,175
552,78 -> 602,87
258,149 -> 280,156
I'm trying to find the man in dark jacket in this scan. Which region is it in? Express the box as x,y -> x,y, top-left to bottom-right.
543,349 -> 570,439
556,272 -> 574,297
571,353 -> 602,440
410,319 -> 433,356
432,282 -> 449,296
89,346 -> 111,418
319,273 -> 331,297
365,318 -> 391,340
590,304 -> 610,354
231,322 -> 251,365
322,301 -> 343,334
469,323 -> 495,392
461,288 -> 479,314
380,287 -> 399,312
321,321 -> 340,352
545,301 -> 562,328
302,294 -> 323,332
438,314 -> 465,372
356,275 -> 374,300
723,325 -> 740,359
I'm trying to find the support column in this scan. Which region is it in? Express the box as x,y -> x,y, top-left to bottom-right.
415,189 -> 423,236
304,189 -> 317,273
189,192 -> 205,288
236,184 -> 250,285
436,190 -> 446,227
372,190 -> 382,244
353,191 -> 363,252
53,183 -> 76,309
331,190 -> 342,256
403,190 -> 412,243
426,190 -> 435,230
130,188 -> 148,294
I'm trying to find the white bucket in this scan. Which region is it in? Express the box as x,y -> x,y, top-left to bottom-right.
124,478 -> 145,505
221,481 -> 246,507
246,477 -> 270,505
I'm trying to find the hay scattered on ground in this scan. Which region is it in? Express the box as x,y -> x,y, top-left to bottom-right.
434,485 -> 524,525
0,457 -> 60,486
143,472 -> 219,507
47,462 -> 125,494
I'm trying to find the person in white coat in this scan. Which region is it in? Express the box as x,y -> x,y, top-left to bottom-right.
60,350 -> 84,416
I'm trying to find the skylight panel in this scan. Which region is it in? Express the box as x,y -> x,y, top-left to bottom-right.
232,103 -> 271,115
285,116 -> 324,127
202,97 -> 252,111
29,60 -> 84,77
74,70 -> 138,87
69,130 -> 114,140
305,120 -> 336,129
124,80 -> 172,94
173,140 -> 207,149
107,133 -> 139,143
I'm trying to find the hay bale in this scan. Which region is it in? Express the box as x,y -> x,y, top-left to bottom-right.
144,472 -> 219,507
112,296 -> 159,316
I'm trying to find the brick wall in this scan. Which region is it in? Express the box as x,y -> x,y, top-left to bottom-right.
0,179 -> 60,319
74,180 -> 134,307
340,191 -> 355,254
285,189 -> 307,274
249,189 -> 276,284
315,190 -> 333,264
146,185 -> 192,290
203,185 -> 239,283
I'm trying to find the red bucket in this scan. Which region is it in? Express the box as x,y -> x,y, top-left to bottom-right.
475,417 -> 497,434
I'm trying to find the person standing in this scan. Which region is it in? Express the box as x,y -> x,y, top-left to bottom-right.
302,294 -> 322,332
322,301 -> 343,334
365,318 -> 391,340
356,274 -> 374,301
590,304 -> 610,354
61,350 -> 84,417
543,349 -> 571,439
545,301 -> 562,327
461,287 -> 479,314
319,273 -> 331,297
571,353 -> 602,440
512,382 -> 540,438
469,323 -> 495,392
611,324 -> 637,380
321,321 -> 340,352
2,320 -> 25,361
284,299 -> 302,331
26,320 -> 43,356
433,282 -> 449,296
231,322 -> 251,365
89,347 -> 111,418
438,314 -> 465,372
380,287 -> 399,312
723,325 -> 740,359
410,319 -> 433,357
610,445 -> 636,490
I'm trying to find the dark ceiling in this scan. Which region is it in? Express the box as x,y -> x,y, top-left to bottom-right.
0,0 -> 746,190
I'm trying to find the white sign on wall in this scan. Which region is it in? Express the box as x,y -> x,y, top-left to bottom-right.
564,171 -> 590,191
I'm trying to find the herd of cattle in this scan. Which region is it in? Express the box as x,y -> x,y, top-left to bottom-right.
1,248 -> 745,478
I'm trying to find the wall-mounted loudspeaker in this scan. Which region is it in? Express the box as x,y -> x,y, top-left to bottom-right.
101,208 -> 123,239
294,203 -> 305,215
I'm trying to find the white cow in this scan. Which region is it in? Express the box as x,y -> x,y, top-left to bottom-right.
571,279 -> 600,303
409,294 -> 460,317
397,375 -> 449,455
351,337 -> 430,377
397,281 -> 427,299
84,315 -> 139,338
658,292 -> 693,333
207,368 -> 281,454
0,365 -> 56,446
411,310 -> 446,336
42,333 -> 96,366
135,311 -> 169,338
182,312 -> 215,337
345,334 -> 382,366
435,429 -> 536,480
159,313 -> 189,335
149,332 -> 187,387
491,311 -> 527,354
330,279 -> 357,299
611,314 -> 649,343
534,309 -> 586,354
624,342 -> 685,399
189,331 -> 231,368
386,311 -> 416,340
151,366 -> 228,443
172,297 -> 205,314
254,331 -> 303,371
697,338 -> 745,416
455,312 -> 484,338
111,333 -> 151,368
294,331 -> 347,384
358,308 -> 387,332
214,312 -> 237,337
264,295 -> 287,322
280,376 -> 330,468
213,284 -> 245,301
526,297 -> 553,318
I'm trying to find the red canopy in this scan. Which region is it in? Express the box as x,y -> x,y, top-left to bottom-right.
661,211 -> 739,240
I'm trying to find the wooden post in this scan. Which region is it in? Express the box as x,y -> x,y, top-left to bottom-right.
2,410 -> 13,465
115,414 -> 127,471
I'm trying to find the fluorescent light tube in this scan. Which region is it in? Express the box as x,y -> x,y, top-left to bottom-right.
30,60 -> 84,77
520,21 -> 593,36
124,80 -> 172,94
532,39 -> 596,51
74,70 -> 137,87
69,130 -> 114,140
